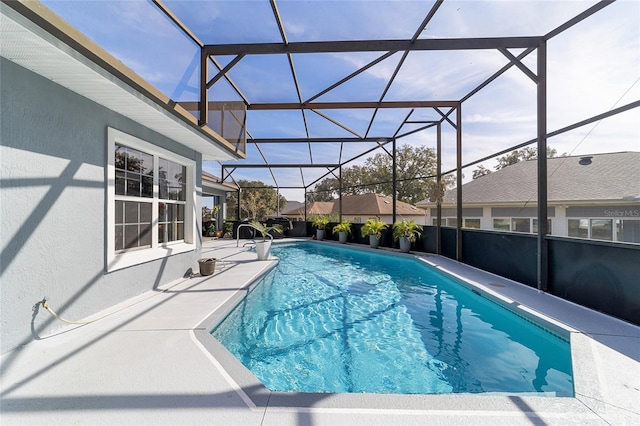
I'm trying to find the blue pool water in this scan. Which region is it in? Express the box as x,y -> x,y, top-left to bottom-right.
212,242 -> 574,396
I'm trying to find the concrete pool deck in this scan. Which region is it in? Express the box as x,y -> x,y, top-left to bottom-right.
1,238 -> 639,425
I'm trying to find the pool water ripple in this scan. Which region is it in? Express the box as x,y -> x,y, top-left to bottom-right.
212,242 -> 573,396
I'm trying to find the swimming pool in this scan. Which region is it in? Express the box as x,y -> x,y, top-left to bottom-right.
212,242 -> 574,396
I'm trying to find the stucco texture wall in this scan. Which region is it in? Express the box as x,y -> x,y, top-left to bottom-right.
1,58 -> 202,354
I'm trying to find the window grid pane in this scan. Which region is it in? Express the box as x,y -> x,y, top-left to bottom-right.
568,219 -> 589,238
115,143 -> 153,199
464,219 -> 481,229
616,219 -> 640,243
532,219 -> 552,235
115,200 -> 152,252
158,202 -> 185,244
493,219 -> 510,231
591,219 -> 613,241
512,218 -> 530,233
159,158 -> 186,201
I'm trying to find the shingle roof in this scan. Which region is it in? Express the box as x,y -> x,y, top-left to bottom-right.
282,193 -> 425,216
282,201 -> 334,216
428,151 -> 640,206
339,193 -> 424,215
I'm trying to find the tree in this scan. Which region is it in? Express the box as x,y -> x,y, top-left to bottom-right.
473,146 -> 560,179
309,144 -> 446,205
306,176 -> 339,202
226,180 -> 287,220
472,165 -> 492,179
306,165 -> 371,202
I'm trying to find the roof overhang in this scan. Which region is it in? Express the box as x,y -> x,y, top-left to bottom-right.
0,1 -> 243,161
202,173 -> 238,193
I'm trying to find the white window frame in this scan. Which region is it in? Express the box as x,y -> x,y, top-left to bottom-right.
107,128 -> 196,272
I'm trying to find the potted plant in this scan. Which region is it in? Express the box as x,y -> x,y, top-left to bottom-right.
393,219 -> 422,253
223,220 -> 233,238
250,221 -> 282,260
332,221 -> 351,244
361,219 -> 387,249
312,216 -> 330,241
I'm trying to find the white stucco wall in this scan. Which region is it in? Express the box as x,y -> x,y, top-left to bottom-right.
0,58 -> 204,354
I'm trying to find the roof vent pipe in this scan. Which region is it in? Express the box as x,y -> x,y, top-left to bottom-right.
579,156 -> 593,165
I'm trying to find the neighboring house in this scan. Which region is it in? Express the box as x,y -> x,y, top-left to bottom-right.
416,152 -> 640,244
0,3 -> 243,354
282,193 -> 427,225
282,200 -> 304,215
284,201 -> 335,218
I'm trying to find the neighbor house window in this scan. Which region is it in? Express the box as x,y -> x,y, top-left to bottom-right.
432,218 -> 480,228
568,219 -> 589,238
463,218 -> 481,229
568,217 -> 639,243
590,219 -> 613,241
494,218 -> 551,234
108,128 -> 195,271
616,219 -> 640,243
493,218 -> 510,231
532,219 -> 552,235
511,218 -> 530,233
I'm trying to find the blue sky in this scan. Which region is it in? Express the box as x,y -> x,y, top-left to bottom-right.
43,0 -> 639,202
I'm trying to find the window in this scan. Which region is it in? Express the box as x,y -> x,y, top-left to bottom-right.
512,218 -> 530,233
568,219 -> 589,238
532,219 -> 552,235
108,128 -> 195,271
591,219 -> 613,241
433,218 -> 480,228
463,218 -> 481,229
616,219 -> 640,243
568,217 -> 640,243
493,218 -> 551,234
493,218 -> 510,231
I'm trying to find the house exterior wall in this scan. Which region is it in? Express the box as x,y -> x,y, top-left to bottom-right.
0,58 -> 204,354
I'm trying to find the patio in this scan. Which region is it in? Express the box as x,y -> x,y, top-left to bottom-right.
1,1 -> 639,424
1,239 -> 638,425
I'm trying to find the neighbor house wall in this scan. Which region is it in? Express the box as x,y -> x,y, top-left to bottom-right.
0,58 -> 203,354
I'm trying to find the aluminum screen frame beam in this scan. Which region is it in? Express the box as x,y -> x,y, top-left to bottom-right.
246,101 -> 459,110
203,37 -> 544,56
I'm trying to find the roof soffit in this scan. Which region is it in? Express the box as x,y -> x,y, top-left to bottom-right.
0,1 -> 242,161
